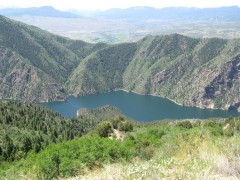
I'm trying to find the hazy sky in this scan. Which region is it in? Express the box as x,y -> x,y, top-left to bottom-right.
0,0 -> 239,10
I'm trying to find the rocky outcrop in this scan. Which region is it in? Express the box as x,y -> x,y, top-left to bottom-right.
202,55 -> 240,110
171,55 -> 240,111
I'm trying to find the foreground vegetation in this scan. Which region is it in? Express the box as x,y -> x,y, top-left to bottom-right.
0,101 -> 122,163
0,101 -> 239,179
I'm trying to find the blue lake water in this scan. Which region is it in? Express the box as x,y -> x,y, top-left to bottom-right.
40,91 -> 240,122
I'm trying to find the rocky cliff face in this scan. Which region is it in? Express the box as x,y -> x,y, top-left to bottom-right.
161,55 -> 240,110
201,55 -> 240,111
0,48 -> 67,102
120,36 -> 240,111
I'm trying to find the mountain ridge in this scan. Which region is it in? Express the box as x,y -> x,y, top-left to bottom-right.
93,6 -> 240,21
1,6 -> 239,21
0,6 -> 80,18
4,6 -> 240,44
0,16 -> 239,111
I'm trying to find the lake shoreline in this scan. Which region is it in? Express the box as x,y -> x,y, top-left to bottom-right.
116,89 -> 183,106
44,89 -> 235,112
40,90 -> 240,121
115,89 -> 230,112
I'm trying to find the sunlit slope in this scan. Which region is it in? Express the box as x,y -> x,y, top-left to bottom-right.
0,15 -> 105,101
68,34 -> 240,111
0,15 -> 239,110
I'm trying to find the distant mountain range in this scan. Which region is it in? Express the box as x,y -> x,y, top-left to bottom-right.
1,6 -> 240,44
1,6 -> 240,21
92,6 -> 240,21
0,6 -> 80,18
0,15 -> 239,111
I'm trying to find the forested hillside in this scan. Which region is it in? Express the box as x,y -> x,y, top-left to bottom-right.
0,15 -> 106,102
123,35 -> 240,111
66,43 -> 137,95
0,15 -> 239,111
68,35 -> 240,111
0,101 -> 239,179
0,100 -> 121,162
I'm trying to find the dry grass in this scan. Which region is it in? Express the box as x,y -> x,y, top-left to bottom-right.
68,133 -> 240,180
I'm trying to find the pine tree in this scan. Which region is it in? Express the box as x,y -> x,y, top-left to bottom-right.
2,134 -> 16,161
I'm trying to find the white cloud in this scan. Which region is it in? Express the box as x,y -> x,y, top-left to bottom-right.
0,0 -> 239,10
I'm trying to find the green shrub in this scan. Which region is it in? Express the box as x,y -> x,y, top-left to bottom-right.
177,121 -> 193,129
208,126 -> 223,136
225,118 -> 240,131
118,121 -> 133,132
34,135 -> 133,178
204,120 -> 221,128
203,120 -> 223,136
149,128 -> 165,138
110,115 -> 125,129
224,129 -> 234,137
193,120 -> 202,127
95,122 -> 113,137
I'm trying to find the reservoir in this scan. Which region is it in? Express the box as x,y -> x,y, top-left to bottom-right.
41,91 -> 240,121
